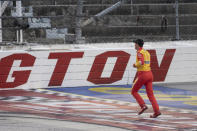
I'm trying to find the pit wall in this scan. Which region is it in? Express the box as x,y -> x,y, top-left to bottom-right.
0,40 -> 197,89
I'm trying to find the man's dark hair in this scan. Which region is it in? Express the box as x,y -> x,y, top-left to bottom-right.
133,39 -> 144,47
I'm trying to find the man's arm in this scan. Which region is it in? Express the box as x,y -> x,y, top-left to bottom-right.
134,52 -> 144,68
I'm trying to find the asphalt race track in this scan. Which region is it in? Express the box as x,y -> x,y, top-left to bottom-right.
0,83 -> 197,131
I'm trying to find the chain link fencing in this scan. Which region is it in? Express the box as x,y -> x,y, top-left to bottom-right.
0,0 -> 197,44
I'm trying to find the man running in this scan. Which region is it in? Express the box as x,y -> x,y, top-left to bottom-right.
131,39 -> 161,118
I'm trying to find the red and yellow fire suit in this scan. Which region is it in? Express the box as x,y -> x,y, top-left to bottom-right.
131,48 -> 160,113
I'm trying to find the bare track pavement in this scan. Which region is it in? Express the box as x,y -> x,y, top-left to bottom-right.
0,83 -> 197,131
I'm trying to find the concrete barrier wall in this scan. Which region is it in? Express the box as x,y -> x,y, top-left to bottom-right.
0,40 -> 197,89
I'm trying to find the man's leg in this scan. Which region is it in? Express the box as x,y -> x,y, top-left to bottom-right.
131,78 -> 145,107
131,77 -> 148,115
145,81 -> 161,117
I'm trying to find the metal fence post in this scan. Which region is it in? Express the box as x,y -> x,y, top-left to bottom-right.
75,0 -> 83,44
130,0 -> 133,15
175,0 -> 180,40
0,1 -> 2,43
16,0 -> 23,43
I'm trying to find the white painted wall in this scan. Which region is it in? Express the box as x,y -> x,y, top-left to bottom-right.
0,40 -> 197,89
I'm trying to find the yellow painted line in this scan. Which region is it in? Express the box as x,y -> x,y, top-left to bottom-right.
89,87 -> 197,104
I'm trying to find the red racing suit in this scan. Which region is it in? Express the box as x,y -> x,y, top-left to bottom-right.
131,48 -> 160,113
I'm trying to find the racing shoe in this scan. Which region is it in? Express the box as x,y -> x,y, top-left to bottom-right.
138,105 -> 148,115
150,111 -> 161,118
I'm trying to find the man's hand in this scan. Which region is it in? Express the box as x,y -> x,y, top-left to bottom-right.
133,63 -> 137,68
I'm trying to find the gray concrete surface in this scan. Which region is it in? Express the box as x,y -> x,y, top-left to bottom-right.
156,82 -> 197,91
0,112 -> 130,131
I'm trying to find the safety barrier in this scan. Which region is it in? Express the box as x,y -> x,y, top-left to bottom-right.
0,40 -> 197,89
